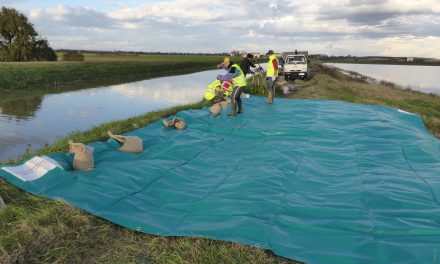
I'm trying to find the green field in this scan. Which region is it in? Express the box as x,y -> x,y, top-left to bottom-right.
2,61 -> 440,263
0,54 -> 240,91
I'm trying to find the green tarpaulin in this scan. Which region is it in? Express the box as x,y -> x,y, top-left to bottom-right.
2,97 -> 440,263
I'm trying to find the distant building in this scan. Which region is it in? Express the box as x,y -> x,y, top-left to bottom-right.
407,57 -> 414,62
427,58 -> 440,62
391,57 -> 407,62
230,50 -> 240,56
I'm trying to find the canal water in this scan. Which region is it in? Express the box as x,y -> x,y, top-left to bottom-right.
0,68 -> 232,161
325,63 -> 440,95
3,62 -> 437,161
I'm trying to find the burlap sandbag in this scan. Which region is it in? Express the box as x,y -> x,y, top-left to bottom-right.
220,101 -> 229,109
174,119 -> 186,130
162,117 -> 186,130
107,131 -> 143,153
68,140 -> 94,171
209,103 -> 222,116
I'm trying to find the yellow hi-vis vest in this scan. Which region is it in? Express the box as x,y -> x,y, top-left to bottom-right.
267,55 -> 279,77
204,79 -> 221,100
230,64 -> 247,87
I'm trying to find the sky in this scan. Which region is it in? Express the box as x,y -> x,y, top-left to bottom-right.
2,0 -> 440,57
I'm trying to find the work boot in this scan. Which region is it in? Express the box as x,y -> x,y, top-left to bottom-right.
265,91 -> 273,104
237,100 -> 243,114
228,103 -> 237,116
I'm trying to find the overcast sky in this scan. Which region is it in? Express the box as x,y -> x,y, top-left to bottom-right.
2,0 -> 440,57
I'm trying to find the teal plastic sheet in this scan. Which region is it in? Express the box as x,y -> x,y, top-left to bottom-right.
2,97 -> 440,263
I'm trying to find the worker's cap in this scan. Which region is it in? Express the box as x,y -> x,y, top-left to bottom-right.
267,50 -> 274,55
217,57 -> 231,69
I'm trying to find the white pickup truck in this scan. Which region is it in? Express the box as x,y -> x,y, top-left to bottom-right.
283,54 -> 308,80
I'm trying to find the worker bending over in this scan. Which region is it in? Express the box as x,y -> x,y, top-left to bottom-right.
217,57 -> 247,116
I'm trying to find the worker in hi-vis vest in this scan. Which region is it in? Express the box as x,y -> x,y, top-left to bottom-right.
217,57 -> 247,116
265,50 -> 279,104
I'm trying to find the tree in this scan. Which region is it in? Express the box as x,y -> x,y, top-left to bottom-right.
33,39 -> 57,61
0,7 -> 56,61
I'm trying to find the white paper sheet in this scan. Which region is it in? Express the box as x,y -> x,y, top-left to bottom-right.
1,156 -> 61,182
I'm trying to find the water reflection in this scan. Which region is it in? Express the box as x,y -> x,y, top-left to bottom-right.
0,68 -> 226,161
0,91 -> 43,119
326,63 -> 440,95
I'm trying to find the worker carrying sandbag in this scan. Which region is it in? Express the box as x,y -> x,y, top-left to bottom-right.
204,79 -> 233,117
204,79 -> 232,103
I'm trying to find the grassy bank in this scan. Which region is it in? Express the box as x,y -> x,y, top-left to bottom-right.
2,60 -> 440,263
0,55 -> 233,91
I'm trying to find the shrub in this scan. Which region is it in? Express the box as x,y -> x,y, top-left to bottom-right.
62,52 -> 85,61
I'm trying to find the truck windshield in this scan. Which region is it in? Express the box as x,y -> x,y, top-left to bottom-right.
287,56 -> 306,64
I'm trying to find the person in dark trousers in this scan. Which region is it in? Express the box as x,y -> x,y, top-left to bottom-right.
240,53 -> 256,76
217,57 -> 247,116
265,50 -> 279,104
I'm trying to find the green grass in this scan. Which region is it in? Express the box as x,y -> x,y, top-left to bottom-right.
0,55 -> 238,91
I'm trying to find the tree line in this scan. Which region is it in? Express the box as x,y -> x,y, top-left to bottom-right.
0,7 -> 56,62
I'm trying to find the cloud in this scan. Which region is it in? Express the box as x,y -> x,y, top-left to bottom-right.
318,0 -> 440,25
29,5 -> 115,28
11,0 -> 440,57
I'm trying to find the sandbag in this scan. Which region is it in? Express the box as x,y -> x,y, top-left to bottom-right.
209,103 -> 222,116
163,117 -> 186,130
68,140 -> 94,171
107,131 -> 143,153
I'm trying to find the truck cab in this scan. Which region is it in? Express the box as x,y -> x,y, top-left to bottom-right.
283,54 -> 308,80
